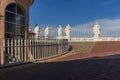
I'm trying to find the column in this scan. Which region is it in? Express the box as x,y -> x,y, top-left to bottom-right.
0,15 -> 5,64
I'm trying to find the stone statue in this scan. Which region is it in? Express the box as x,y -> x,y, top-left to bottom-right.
93,22 -> 101,39
34,24 -> 40,39
58,25 -> 63,38
44,26 -> 50,39
29,28 -> 32,32
65,24 -> 72,40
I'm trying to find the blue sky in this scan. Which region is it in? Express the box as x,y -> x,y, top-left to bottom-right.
30,0 -> 120,30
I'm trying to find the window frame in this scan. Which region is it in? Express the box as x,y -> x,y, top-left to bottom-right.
5,3 -> 25,39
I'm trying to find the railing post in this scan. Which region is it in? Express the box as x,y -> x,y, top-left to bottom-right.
21,39 -> 23,61
24,39 -> 27,61
0,39 -> 4,65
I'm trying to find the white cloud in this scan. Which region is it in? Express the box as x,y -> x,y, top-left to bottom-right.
72,18 -> 120,37
74,18 -> 120,29
101,0 -> 117,5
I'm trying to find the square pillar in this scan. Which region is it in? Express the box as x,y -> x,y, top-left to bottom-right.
0,15 -> 5,65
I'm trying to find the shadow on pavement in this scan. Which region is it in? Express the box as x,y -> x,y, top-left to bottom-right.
1,54 -> 120,80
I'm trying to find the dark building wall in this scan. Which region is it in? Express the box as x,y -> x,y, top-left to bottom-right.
0,0 -> 34,64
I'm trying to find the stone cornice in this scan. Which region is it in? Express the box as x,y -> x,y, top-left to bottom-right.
0,15 -> 4,17
28,0 -> 34,6
0,14 -> 4,20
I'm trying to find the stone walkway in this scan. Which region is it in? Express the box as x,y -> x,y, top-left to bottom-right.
0,42 -> 120,80
1,57 -> 120,80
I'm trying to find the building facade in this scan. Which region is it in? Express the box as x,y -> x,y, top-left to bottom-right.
0,0 -> 34,64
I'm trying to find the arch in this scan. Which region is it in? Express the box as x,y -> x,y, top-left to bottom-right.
5,3 -> 26,39
5,2 -> 26,16
1,1 -> 26,16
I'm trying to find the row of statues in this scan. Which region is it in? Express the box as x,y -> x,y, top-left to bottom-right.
33,24 -> 72,40
58,24 -> 72,40
31,22 -> 101,40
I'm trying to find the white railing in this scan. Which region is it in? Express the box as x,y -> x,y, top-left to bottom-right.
71,38 -> 94,42
70,37 -> 120,42
0,38 -> 69,65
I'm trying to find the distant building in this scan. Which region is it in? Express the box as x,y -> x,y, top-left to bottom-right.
0,0 -> 34,64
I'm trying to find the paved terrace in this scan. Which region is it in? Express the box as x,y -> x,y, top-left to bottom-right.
1,42 -> 120,80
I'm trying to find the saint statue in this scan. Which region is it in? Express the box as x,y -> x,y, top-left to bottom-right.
29,28 -> 32,32
65,24 -> 72,40
34,24 -> 40,39
44,26 -> 50,39
93,22 -> 101,39
58,25 -> 63,38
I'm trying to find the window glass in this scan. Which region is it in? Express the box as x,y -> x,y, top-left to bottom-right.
16,15 -> 25,25
5,12 -> 15,22
5,22 -> 15,33
5,4 -> 25,39
17,6 -> 24,15
6,4 -> 16,12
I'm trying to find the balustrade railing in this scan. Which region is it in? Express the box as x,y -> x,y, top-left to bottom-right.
70,37 -> 120,42
0,38 -> 69,65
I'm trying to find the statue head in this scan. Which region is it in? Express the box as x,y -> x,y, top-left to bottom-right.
66,24 -> 71,29
95,22 -> 99,25
29,28 -> 32,32
67,24 -> 70,27
58,25 -> 62,29
45,26 -> 49,31
34,24 -> 40,34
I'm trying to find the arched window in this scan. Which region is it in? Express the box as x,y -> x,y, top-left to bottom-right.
5,3 -> 25,39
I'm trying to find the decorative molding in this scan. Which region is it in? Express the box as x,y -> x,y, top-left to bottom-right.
0,15 -> 4,20
28,0 -> 34,6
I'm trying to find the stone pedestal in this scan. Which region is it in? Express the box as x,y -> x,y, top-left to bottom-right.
94,38 -> 99,41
